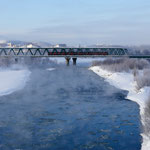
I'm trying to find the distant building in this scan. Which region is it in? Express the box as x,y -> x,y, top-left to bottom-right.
7,43 -> 12,47
0,41 -> 16,48
27,44 -> 33,48
54,44 -> 67,48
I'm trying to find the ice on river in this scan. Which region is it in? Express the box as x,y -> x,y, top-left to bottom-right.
0,69 -> 31,96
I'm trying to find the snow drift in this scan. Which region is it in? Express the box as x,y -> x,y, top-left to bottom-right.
0,69 -> 31,96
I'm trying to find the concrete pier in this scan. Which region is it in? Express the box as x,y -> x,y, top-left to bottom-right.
65,57 -> 71,66
72,58 -> 77,65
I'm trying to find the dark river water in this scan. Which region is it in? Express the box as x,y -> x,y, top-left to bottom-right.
0,65 -> 141,150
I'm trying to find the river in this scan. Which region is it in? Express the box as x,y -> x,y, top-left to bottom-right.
0,64 -> 141,150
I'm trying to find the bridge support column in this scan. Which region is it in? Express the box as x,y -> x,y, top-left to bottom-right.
15,58 -> 18,63
65,57 -> 71,66
72,58 -> 77,65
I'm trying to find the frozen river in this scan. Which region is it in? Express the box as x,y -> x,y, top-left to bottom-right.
0,65 -> 141,150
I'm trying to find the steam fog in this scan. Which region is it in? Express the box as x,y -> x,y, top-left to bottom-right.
0,57 -> 142,150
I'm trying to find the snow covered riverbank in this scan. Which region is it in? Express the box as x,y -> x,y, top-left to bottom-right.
0,69 -> 31,96
90,66 -> 150,150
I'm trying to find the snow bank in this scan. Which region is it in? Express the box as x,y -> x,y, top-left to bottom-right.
0,69 -> 31,96
89,66 -> 150,150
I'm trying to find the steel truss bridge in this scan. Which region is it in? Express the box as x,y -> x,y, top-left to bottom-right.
0,47 -> 149,65
0,47 -> 128,57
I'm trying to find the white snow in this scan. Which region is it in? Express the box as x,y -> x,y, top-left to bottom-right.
89,66 -> 150,150
0,69 -> 31,96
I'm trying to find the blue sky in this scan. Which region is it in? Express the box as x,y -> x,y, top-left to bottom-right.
0,0 -> 150,46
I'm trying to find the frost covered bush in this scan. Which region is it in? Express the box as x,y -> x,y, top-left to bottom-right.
92,58 -> 150,90
135,69 -> 150,90
92,58 -> 150,72
143,98 -> 150,138
0,57 -> 15,67
0,57 -> 56,68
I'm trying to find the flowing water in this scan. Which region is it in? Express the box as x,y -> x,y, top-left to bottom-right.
0,65 -> 141,150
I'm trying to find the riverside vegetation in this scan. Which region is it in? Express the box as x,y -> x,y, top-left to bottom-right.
92,58 -> 150,90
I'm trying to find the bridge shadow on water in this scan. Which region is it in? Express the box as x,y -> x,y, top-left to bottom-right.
0,65 -> 141,150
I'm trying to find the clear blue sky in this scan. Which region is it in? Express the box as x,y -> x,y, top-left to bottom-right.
0,0 -> 150,46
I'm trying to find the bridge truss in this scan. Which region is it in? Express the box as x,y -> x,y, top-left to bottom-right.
0,48 -> 128,57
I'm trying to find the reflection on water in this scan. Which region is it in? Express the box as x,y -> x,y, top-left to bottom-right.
0,66 -> 141,150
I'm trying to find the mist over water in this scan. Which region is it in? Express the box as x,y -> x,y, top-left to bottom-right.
0,64 -> 141,150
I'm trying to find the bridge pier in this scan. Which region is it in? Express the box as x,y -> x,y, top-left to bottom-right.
15,58 -> 18,63
72,58 -> 77,65
65,57 -> 71,66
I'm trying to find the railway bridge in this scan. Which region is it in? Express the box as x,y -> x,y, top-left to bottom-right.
0,47 -> 149,65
